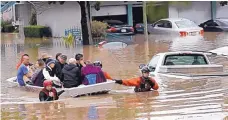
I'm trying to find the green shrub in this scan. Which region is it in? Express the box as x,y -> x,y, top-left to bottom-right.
91,20 -> 107,38
24,25 -> 52,38
4,25 -> 15,33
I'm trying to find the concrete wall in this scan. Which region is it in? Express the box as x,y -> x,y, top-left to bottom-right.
1,6 -> 14,21
216,2 -> 228,18
169,1 -> 211,25
91,6 -> 127,16
37,1 -> 81,37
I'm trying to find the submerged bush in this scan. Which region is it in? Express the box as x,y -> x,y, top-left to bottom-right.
91,20 -> 107,38
24,25 -> 52,38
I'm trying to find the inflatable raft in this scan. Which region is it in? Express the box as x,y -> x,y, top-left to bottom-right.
6,77 -> 115,97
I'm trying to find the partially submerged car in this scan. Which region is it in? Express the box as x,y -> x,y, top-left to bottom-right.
139,51 -> 224,78
148,18 -> 204,37
104,20 -> 134,35
199,18 -> 228,32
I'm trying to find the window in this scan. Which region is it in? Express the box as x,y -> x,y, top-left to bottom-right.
148,55 -> 160,71
155,20 -> 172,28
175,20 -> 198,28
164,54 -> 208,65
217,19 -> 228,26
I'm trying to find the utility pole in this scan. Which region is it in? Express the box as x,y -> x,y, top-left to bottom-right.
143,1 -> 148,41
86,1 -> 93,45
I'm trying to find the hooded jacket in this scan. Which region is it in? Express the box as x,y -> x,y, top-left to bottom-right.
62,63 -> 81,88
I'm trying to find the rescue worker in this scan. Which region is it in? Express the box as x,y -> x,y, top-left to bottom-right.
114,66 -> 159,92
39,80 -> 65,101
93,61 -> 112,79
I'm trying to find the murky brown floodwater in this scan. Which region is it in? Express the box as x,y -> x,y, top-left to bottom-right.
1,33 -> 228,120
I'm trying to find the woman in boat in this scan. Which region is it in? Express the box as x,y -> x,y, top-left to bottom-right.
93,61 -> 112,80
43,60 -> 62,87
114,66 -> 159,92
31,59 -> 45,86
39,80 -> 65,101
81,60 -> 106,85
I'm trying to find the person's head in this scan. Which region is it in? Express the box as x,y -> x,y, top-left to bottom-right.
93,61 -> 102,68
85,60 -> 92,65
75,53 -> 83,61
41,53 -> 51,62
141,66 -> 150,78
68,58 -> 76,64
22,54 -> 30,65
43,80 -> 53,91
47,60 -> 56,69
56,53 -> 62,61
35,59 -> 45,68
59,55 -> 67,64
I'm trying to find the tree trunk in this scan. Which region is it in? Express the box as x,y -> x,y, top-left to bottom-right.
79,1 -> 89,45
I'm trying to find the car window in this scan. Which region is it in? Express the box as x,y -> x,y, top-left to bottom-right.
217,19 -> 228,26
148,55 -> 160,71
175,20 -> 198,28
155,20 -> 172,28
164,54 -> 208,65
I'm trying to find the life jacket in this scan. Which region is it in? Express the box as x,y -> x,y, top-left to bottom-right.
41,88 -> 57,100
134,77 -> 154,92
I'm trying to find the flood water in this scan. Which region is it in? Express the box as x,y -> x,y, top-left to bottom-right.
1,33 -> 228,120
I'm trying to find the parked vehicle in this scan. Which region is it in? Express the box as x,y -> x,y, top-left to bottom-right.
139,51 -> 224,77
104,20 -> 134,35
199,18 -> 228,32
148,18 -> 204,37
134,23 -> 152,33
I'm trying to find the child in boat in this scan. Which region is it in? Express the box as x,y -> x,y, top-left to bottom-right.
39,80 -> 65,101
114,66 -> 159,92
93,61 -> 112,80
81,60 -> 106,85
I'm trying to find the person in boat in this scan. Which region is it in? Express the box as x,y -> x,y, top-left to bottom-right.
75,53 -> 86,71
62,58 -> 81,88
41,53 -> 52,64
93,61 -> 112,80
114,66 -> 159,92
55,53 -> 62,61
81,60 -> 106,85
39,80 -> 65,101
16,54 -> 33,86
55,55 -> 67,82
43,60 -> 62,87
31,59 -> 45,86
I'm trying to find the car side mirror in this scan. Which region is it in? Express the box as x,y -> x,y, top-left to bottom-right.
139,64 -> 146,69
148,66 -> 156,72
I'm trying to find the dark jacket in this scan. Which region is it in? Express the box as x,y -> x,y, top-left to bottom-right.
55,61 -> 67,82
62,64 -> 81,88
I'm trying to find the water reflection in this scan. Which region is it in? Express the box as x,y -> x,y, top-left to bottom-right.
1,33 -> 228,120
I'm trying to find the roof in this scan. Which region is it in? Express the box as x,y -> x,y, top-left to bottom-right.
157,51 -> 206,56
160,18 -> 190,22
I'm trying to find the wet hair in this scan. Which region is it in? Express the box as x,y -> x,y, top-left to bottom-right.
75,53 -> 83,60
37,59 -> 45,67
56,53 -> 62,60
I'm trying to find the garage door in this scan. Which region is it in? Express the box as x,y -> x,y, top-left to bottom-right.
92,6 -> 127,16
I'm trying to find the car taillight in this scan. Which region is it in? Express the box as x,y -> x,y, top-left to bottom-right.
200,30 -> 204,35
130,27 -> 134,32
110,27 -> 117,32
179,31 -> 188,37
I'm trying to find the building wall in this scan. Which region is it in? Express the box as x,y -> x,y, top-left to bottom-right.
1,6 -> 14,21
216,2 -> 228,18
37,1 -> 81,37
168,1 -> 211,25
91,6 -> 127,17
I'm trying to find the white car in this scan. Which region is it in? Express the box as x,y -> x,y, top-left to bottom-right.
148,18 -> 204,36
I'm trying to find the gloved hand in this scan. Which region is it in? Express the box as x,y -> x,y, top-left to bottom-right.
113,79 -> 123,84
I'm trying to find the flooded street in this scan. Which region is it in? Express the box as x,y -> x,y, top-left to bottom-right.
1,33 -> 228,120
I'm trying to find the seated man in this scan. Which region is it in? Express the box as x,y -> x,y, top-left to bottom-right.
39,80 -> 65,101
17,54 -> 33,86
62,58 -> 81,88
114,66 -> 159,92
81,60 -> 106,85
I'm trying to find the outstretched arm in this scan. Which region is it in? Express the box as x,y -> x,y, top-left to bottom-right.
115,77 -> 141,86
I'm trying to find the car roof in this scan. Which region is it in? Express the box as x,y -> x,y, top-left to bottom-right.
160,18 -> 190,22
156,51 -> 206,56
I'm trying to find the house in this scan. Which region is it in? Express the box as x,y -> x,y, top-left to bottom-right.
1,1 -> 228,37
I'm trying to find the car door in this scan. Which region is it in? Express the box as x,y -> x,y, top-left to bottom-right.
203,20 -> 223,32
152,20 -> 173,34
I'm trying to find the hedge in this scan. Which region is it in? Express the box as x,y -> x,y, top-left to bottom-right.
24,25 -> 52,38
3,25 -> 15,33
